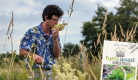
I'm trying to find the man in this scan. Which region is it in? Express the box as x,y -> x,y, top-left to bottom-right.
20,5 -> 63,80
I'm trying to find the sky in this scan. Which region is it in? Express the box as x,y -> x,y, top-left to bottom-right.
0,0 -> 120,54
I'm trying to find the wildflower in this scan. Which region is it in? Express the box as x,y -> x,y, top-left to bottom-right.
53,21 -> 67,31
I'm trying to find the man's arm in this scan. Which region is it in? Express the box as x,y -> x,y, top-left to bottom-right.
20,49 -> 31,56
20,49 -> 43,64
53,28 -> 61,58
53,39 -> 61,58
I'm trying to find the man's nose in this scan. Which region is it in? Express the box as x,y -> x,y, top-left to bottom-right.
55,21 -> 58,25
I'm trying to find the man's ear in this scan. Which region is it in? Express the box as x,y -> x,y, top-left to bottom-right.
45,16 -> 47,21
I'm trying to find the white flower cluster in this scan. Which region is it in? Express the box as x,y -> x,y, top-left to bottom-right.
53,21 -> 67,31
77,70 -> 87,80
52,63 -> 87,80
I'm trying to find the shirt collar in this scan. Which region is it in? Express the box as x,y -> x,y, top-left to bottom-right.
38,22 -> 53,39
38,22 -> 53,36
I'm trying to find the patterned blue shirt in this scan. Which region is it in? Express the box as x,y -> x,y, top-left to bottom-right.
21,22 -> 61,68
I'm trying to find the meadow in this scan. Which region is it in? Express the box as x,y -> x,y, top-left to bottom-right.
0,11 -> 138,80
0,0 -> 138,80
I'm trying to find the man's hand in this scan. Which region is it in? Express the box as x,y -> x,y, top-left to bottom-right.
53,28 -> 59,40
53,28 -> 61,58
34,54 -> 43,64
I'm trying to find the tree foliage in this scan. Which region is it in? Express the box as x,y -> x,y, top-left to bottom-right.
0,51 -> 23,65
62,42 -> 80,57
81,0 -> 138,56
115,0 -> 138,39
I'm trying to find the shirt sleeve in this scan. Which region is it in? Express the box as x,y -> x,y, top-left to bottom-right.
21,29 -> 36,52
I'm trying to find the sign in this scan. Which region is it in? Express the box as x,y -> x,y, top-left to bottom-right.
101,40 -> 137,80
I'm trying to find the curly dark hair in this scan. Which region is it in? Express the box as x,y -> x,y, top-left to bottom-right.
42,5 -> 64,21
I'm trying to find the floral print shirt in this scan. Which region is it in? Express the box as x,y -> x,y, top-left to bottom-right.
21,22 -> 61,68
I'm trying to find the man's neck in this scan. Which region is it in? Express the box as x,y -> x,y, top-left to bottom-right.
42,22 -> 51,36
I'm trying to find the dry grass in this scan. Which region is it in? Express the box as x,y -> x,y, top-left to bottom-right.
57,10 -> 138,80
1,1 -> 138,80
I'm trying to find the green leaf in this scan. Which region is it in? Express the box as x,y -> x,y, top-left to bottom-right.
127,73 -> 131,79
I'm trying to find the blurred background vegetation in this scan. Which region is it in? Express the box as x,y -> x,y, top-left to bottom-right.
0,0 -> 138,80
63,0 -> 138,58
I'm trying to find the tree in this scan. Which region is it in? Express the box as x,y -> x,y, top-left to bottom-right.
81,4 -> 108,56
81,0 -> 138,57
0,52 -> 23,64
115,0 -> 138,41
62,42 -> 80,57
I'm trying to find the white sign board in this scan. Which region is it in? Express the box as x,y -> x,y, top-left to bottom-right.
101,40 -> 137,80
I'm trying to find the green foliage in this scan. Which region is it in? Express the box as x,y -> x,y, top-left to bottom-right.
20,60 -> 30,80
0,57 -> 4,66
104,67 -> 132,80
81,4 -> 107,57
62,42 -> 80,57
109,68 -> 124,80
115,0 -> 138,39
0,72 -> 7,80
127,73 -> 131,79
81,0 -> 138,58
0,51 -> 23,64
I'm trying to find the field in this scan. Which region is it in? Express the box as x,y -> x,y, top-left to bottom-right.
0,0 -> 138,80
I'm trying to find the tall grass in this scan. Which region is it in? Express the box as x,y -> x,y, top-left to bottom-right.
0,1 -> 138,80
57,10 -> 138,80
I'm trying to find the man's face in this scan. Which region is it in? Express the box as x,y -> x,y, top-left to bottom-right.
46,15 -> 59,29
